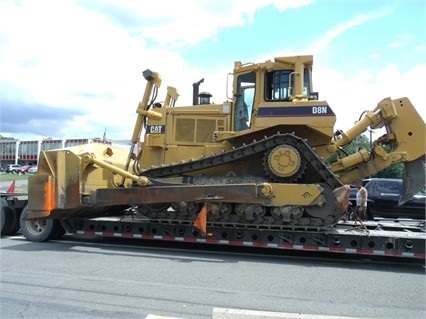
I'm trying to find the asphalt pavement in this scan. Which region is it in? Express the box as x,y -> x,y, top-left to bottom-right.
1,234 -> 425,319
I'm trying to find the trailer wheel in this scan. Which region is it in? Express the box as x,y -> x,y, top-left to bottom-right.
19,206 -> 55,242
1,198 -> 18,236
0,202 -> 4,233
1,198 -> 8,234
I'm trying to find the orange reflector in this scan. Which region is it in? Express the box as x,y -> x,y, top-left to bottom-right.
193,204 -> 207,237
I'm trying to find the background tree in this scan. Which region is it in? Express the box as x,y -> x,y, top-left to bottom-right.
327,134 -> 404,179
0,135 -> 15,140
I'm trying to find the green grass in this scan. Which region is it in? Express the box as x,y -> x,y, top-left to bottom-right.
0,173 -> 30,182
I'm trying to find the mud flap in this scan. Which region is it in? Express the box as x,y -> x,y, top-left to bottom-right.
400,157 -> 425,205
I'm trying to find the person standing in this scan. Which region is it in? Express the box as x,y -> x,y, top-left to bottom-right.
354,180 -> 368,220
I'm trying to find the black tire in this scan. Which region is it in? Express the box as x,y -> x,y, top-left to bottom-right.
8,207 -> 22,235
19,206 -> 55,242
0,199 -> 6,233
1,198 -> 18,236
50,220 -> 66,240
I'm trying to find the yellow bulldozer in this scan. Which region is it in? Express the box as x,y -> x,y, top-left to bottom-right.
22,55 -> 425,241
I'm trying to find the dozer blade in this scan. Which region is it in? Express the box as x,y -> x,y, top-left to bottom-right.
400,157 -> 425,205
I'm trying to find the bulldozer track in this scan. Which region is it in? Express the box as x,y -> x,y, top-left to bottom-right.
142,133 -> 342,189
138,133 -> 345,229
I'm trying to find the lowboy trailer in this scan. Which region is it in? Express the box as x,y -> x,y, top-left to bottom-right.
1,193 -> 425,260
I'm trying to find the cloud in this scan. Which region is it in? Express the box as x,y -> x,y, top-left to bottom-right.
314,61 -> 426,133
387,35 -> 415,49
79,0 -> 314,47
416,45 -> 426,52
309,8 -> 393,54
0,98 -> 84,138
0,0 -> 313,140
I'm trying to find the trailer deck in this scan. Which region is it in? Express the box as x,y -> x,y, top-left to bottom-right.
63,216 -> 426,260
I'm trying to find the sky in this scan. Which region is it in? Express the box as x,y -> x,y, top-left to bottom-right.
0,0 -> 425,142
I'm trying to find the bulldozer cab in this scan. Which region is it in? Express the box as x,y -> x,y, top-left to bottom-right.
232,60 -> 315,132
229,56 -> 334,144
231,56 -> 321,133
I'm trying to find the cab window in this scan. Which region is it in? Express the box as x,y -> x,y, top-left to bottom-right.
234,72 -> 255,131
265,68 -> 311,101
